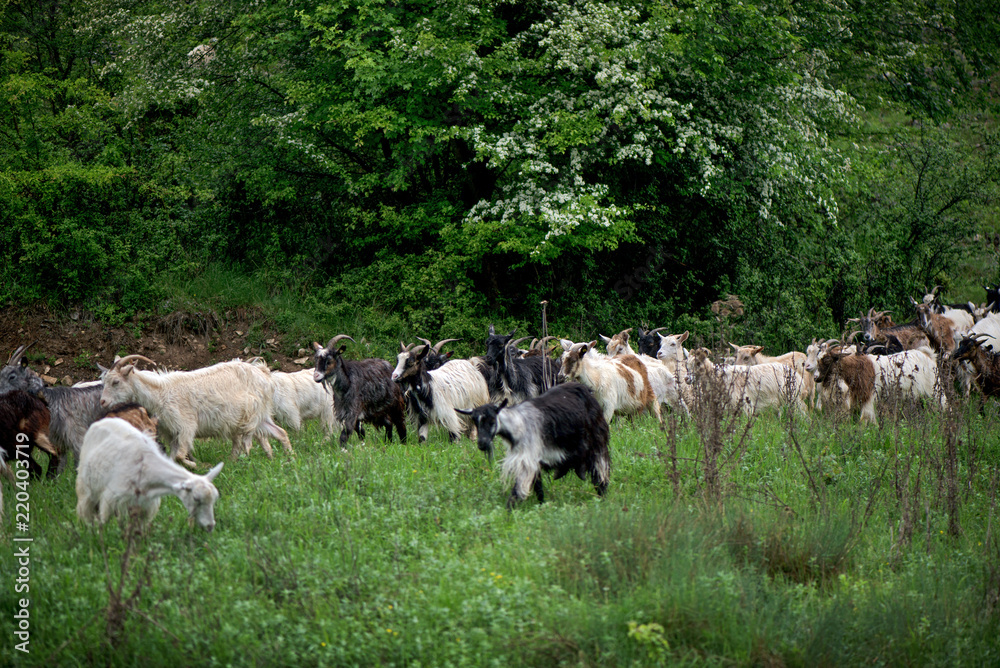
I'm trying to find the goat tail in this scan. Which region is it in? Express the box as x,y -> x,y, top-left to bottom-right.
258,417 -> 294,454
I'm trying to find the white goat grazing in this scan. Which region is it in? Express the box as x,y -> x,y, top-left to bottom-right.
76,418 -> 223,531
99,356 -> 292,467
246,359 -> 337,436
686,348 -> 809,415
558,341 -> 661,426
600,329 -> 688,416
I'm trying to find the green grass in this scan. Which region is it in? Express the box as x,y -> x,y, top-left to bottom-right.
2,403 -> 1000,667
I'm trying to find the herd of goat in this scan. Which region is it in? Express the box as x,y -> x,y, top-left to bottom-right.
3,286 -> 1000,525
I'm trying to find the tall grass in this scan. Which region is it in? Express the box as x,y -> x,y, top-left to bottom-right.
2,396 -> 1000,666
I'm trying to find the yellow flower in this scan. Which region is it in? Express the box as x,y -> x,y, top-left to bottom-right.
386,628 -> 393,633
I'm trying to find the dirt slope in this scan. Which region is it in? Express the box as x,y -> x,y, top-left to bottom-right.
0,306 -> 310,384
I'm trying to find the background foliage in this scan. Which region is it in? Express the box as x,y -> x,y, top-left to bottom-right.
1,0 -> 998,347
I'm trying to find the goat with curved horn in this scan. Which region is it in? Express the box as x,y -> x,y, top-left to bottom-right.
111,355 -> 158,371
432,338 -> 460,353
325,334 -> 355,349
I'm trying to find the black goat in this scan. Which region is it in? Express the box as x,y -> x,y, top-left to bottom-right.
0,345 -> 107,473
0,390 -> 59,479
483,325 -> 558,405
635,327 -> 668,357
313,335 -> 407,445
458,382 -> 611,508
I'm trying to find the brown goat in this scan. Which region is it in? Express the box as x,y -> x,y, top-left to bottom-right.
851,308 -> 928,351
0,390 -> 59,478
815,351 -> 878,422
913,301 -> 956,355
101,402 -> 160,439
951,335 -> 1000,397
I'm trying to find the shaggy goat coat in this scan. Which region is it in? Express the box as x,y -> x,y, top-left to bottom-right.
100,360 -> 292,465
461,382 -> 611,507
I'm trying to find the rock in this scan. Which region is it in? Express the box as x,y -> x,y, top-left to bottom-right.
293,357 -> 310,365
60,375 -> 73,386
54,358 -> 63,366
40,374 -> 58,385
236,330 -> 243,336
297,348 -> 310,357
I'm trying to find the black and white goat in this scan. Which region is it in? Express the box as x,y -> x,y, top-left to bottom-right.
391,343 -> 490,442
313,335 -> 407,445
482,325 -> 558,405
457,382 -> 611,508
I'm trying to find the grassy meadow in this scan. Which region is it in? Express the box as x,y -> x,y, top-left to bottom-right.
3,389 -> 1000,667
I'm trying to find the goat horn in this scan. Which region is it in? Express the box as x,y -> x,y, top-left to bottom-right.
648,327 -> 668,334
432,338 -> 460,353
112,354 -> 157,370
536,336 -> 557,348
417,337 -> 434,350
6,342 -> 32,365
325,335 -> 355,349
510,336 -> 531,349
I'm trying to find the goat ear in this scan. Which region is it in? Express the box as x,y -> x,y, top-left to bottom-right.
337,345 -> 347,354
678,331 -> 689,343
455,407 -> 472,415
753,346 -> 765,355
416,346 -> 429,360
488,324 -> 496,335
599,334 -> 611,343
587,340 -> 598,351
560,339 -> 574,350
507,329 -> 517,337
729,342 -> 740,351
173,480 -> 193,493
444,351 -> 453,359
205,462 -> 224,482
498,399 -> 508,409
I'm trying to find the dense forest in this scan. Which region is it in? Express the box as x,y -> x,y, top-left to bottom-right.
1,0 -> 998,347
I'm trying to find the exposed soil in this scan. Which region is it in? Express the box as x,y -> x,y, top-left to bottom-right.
0,305 -> 313,383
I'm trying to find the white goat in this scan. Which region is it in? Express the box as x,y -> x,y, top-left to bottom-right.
76,418 -> 223,531
600,329 -> 688,416
730,343 -> 814,406
99,356 -> 292,467
246,359 -> 337,436
654,331 -> 696,408
558,341 -> 661,426
873,347 -> 945,409
686,348 -> 808,415
969,313 -> 1000,352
